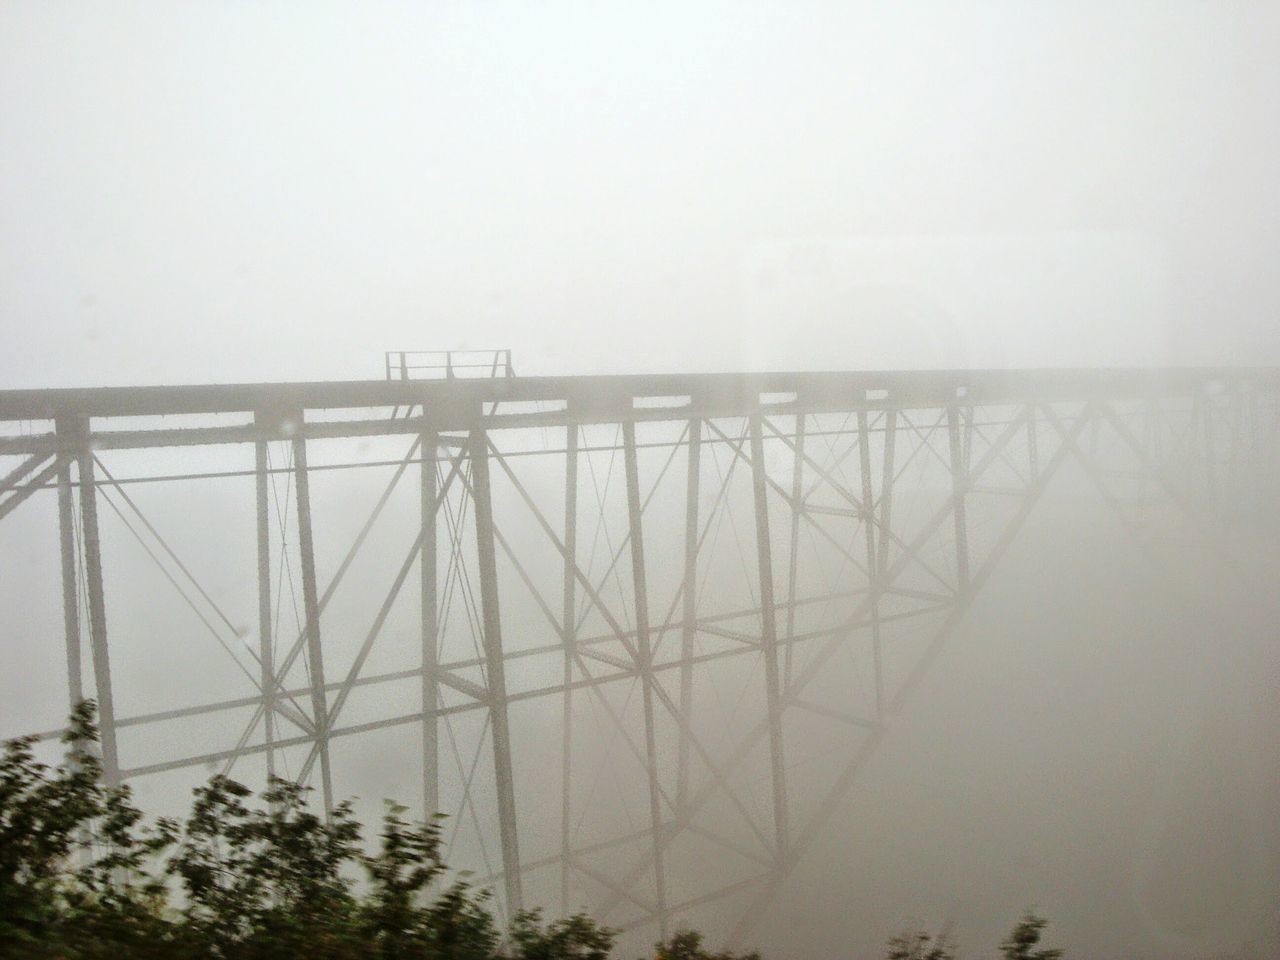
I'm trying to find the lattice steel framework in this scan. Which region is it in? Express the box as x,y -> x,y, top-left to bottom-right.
1,369 -> 1276,945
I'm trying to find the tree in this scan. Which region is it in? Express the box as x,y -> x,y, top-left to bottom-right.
0,700 -> 178,958
999,911 -> 1063,960
360,802 -> 447,957
654,928 -> 760,960
509,909 -> 615,960
884,928 -> 956,960
417,874 -> 500,960
168,774 -> 365,957
0,703 -> 1069,960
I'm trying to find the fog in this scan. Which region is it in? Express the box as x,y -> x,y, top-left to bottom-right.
5,2 -> 1280,382
2,3 -> 1279,959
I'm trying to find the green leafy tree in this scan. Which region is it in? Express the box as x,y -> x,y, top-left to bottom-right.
168,775 -> 510,960
359,802 -> 447,957
1000,911 -> 1063,960
169,774 -> 364,957
654,928 -> 760,960
1,702 -> 101,944
0,701 -> 178,958
4,703 -> 1085,960
509,908 -> 615,960
884,928 -> 956,960
418,875 -> 501,960
0,702 -> 761,960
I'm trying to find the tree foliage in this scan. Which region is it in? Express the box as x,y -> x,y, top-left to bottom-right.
0,701 -> 603,959
886,913 -> 1062,960
2,702 -> 1067,960
999,912 -> 1063,960
884,928 -> 955,960
653,928 -> 760,960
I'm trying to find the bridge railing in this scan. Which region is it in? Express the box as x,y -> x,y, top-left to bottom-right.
384,349 -> 515,381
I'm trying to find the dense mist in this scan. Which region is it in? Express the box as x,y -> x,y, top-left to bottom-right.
2,4 -> 1279,959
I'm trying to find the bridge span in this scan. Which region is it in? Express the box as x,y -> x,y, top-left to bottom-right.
1,365 -> 1276,944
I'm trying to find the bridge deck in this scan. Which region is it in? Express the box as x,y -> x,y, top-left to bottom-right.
2,368 -> 1275,454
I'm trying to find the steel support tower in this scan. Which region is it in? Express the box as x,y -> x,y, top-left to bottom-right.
1,366 -> 1276,944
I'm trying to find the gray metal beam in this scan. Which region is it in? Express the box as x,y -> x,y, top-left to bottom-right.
291,433 -> 334,814
676,417 -> 700,809
75,442 -> 119,786
857,409 -> 884,719
783,414 -> 804,690
0,456 -> 59,520
422,426 -> 439,821
749,413 -> 789,863
622,419 -> 669,936
947,404 -> 971,595
877,410 -> 897,580
1,452 -> 52,494
561,423 -> 577,915
254,433 -> 276,780
56,451 -> 82,713
470,428 -> 524,915
2,368 -> 1271,424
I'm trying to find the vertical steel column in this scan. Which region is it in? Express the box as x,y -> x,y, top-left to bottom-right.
1227,387 -> 1244,506
963,404 -> 975,473
749,413 -> 790,865
676,417 -> 700,809
560,423 -> 578,915
1201,390 -> 1218,507
421,427 -> 439,820
783,414 -> 805,690
621,419 -> 668,935
291,433 -> 334,814
1248,387 -> 1261,510
1151,398 -> 1166,467
1027,407 -> 1040,484
76,444 -> 119,786
856,409 -> 883,720
947,405 -> 971,596
470,429 -> 524,915
56,449 -> 82,714
254,433 -> 276,780
878,410 -> 897,579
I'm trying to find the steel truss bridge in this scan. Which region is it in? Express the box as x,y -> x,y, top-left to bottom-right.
1,367 -> 1277,945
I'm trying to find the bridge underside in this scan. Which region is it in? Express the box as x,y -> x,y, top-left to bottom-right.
1,368 -> 1276,944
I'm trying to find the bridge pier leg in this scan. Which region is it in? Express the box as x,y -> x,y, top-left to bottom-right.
783,415 -> 804,691
56,447 -> 82,716
561,423 -> 577,915
856,409 -> 884,721
254,432 -> 276,781
471,429 -> 524,916
622,419 -> 668,936
677,417 -> 700,810
421,427 -> 439,821
947,404 -> 971,595
76,440 -> 119,786
878,410 -> 897,581
749,413 -> 789,866
1201,390 -> 1218,508
1227,386 -> 1244,508
1027,407 -> 1040,483
292,433 -> 334,815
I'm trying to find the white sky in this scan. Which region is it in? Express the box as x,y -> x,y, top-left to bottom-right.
3,1 -> 1279,387
2,8 -> 1279,955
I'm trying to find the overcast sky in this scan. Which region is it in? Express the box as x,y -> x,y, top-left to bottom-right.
2,7 -> 1279,957
3,1 -> 1280,388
